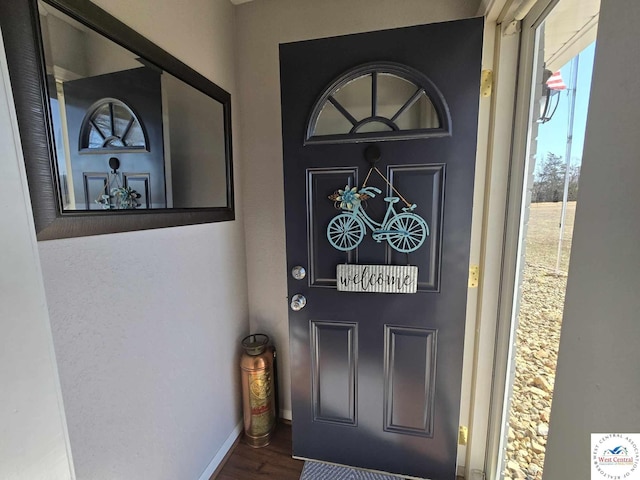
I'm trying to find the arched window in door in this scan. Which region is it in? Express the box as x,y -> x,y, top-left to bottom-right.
79,97 -> 149,152
306,62 -> 451,145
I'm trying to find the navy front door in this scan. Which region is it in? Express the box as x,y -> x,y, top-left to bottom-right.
63,67 -> 165,209
280,19 -> 483,479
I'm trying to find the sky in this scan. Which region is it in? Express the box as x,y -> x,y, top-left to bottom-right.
534,42 -> 596,176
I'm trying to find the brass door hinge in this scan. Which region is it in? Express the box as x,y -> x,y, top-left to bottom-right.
459,425 -> 468,445
480,70 -> 493,98
468,265 -> 479,288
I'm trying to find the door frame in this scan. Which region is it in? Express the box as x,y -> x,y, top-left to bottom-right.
465,0 -> 563,478
486,1 -> 565,477
459,0 -> 522,477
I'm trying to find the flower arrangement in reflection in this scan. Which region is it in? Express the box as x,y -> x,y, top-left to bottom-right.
95,186 -> 141,209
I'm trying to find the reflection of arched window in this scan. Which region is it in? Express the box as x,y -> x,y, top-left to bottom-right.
80,98 -> 148,152
306,62 -> 451,145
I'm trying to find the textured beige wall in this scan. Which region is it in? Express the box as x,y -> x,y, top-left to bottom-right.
235,0 -> 482,417
38,1 -> 249,479
0,32 -> 73,480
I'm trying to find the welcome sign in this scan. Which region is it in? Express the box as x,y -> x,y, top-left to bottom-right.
336,265 -> 418,294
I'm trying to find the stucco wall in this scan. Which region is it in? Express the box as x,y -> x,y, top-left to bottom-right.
0,30 -> 74,480
37,1 -> 249,479
235,0 -> 481,418
544,0 -> 640,477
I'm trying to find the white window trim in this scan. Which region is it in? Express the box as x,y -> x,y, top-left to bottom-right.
462,0 -> 564,479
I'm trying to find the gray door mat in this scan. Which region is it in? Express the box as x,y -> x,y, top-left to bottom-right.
300,461 -> 409,480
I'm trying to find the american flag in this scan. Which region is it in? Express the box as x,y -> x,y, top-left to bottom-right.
546,71 -> 567,91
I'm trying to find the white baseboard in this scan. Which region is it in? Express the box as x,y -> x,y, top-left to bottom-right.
197,420 -> 243,480
280,408 -> 292,421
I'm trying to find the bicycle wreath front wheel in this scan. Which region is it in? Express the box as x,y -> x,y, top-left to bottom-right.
385,213 -> 429,253
327,214 -> 365,251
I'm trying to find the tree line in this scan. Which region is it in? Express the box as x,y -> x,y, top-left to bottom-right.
531,152 -> 580,203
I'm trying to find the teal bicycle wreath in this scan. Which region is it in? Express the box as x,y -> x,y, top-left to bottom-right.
327,165 -> 429,253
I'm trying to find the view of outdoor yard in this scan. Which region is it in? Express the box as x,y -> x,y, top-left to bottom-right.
498,7 -> 597,475
503,201 -> 576,480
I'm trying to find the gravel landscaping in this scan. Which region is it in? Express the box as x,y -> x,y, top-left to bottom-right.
502,202 -> 576,480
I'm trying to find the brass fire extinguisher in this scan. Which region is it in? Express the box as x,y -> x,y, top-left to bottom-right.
240,334 -> 276,447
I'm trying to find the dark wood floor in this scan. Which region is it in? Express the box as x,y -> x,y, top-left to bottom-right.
213,423 -> 465,480
213,423 -> 304,480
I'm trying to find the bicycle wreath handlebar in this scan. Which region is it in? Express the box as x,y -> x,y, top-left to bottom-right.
359,186 -> 382,197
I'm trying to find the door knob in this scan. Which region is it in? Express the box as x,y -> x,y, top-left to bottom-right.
290,294 -> 307,311
291,266 -> 306,280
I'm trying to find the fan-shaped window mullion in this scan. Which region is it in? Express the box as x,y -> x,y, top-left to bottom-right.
371,72 -> 378,117
90,119 -> 107,141
108,102 -> 115,137
328,96 -> 358,126
121,117 -> 136,146
390,88 -> 424,123
351,117 -> 398,134
305,62 -> 451,145
79,98 -> 149,153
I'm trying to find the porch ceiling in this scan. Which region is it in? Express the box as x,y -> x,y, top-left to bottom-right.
544,0 -> 600,71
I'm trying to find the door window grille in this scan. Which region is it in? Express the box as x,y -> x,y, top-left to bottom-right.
306,62 -> 451,144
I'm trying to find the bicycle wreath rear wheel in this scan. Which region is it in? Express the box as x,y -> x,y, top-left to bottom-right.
327,214 -> 365,251
385,213 -> 428,253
